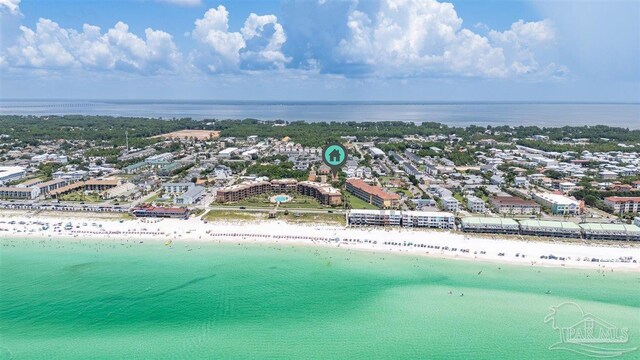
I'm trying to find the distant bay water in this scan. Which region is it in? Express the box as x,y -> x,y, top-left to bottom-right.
1,100 -> 639,128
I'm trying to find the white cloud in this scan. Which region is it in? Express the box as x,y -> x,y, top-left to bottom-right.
489,19 -> 555,46
0,0 -> 20,16
191,5 -> 289,73
336,0 -> 559,78
7,18 -> 181,73
191,5 -> 245,72
157,0 -> 201,6
241,13 -> 290,69
489,19 -> 557,76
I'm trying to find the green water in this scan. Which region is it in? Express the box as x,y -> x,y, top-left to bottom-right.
1,237 -> 639,359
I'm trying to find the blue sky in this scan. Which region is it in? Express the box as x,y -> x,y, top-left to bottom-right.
0,0 -> 638,101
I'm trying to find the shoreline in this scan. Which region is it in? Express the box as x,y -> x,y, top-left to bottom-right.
1,212 -> 639,272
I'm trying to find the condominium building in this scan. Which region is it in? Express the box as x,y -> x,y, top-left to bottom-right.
442,196 -> 460,212
132,206 -> 189,219
35,178 -> 68,195
347,209 -> 402,226
604,197 -> 640,215
533,193 -> 583,215
0,166 -> 26,184
216,180 -> 272,202
271,179 -> 299,193
580,223 -> 640,241
465,195 -> 485,213
216,179 -> 342,205
401,211 -> 455,229
174,186 -> 205,205
0,186 -> 40,200
163,182 -> 194,194
297,181 -> 342,206
518,219 -> 582,238
347,209 -> 454,229
345,178 -> 399,208
490,196 -> 541,215
460,217 -> 519,234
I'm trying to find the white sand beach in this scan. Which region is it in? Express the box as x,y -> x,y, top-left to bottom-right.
1,212 -> 638,271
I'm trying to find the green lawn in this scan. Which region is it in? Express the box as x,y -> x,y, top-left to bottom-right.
203,210 -> 267,221
219,194 -> 325,209
395,188 -> 413,197
60,191 -> 102,203
279,212 -> 346,225
344,193 -> 379,210
202,209 -> 344,225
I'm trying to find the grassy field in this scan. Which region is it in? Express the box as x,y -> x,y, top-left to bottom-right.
344,193 -> 379,210
394,188 -> 412,197
219,194 -> 325,209
279,212 -> 345,225
60,191 -> 102,203
202,209 -> 345,225
203,210 -> 267,221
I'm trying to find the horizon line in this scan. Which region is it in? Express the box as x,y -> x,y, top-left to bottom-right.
1,99 -> 639,105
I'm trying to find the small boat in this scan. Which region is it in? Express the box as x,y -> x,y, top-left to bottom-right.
164,240 -> 173,246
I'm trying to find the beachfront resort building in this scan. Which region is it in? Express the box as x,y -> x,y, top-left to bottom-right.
347,209 -> 454,229
347,209 -> 402,227
163,183 -> 194,194
532,193 -> 583,215
401,211 -> 455,229
460,217 -> 520,234
0,166 -> 26,184
131,206 -> 189,219
579,223 -> 640,241
174,186 -> 205,205
465,196 -> 486,213
216,179 -> 341,206
48,179 -> 120,198
297,181 -> 342,206
603,197 -> 640,215
345,178 -> 399,208
0,186 -> 40,200
442,196 -> 460,212
490,196 -> 541,215
518,219 -> 582,238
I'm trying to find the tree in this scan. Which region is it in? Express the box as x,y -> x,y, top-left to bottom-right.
584,194 -> 597,206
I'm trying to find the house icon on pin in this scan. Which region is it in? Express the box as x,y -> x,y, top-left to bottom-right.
329,149 -> 341,162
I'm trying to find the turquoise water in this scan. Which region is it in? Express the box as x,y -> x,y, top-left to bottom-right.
274,195 -> 289,202
1,237 -> 639,359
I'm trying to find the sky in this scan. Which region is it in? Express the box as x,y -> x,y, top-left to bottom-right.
0,0 -> 638,102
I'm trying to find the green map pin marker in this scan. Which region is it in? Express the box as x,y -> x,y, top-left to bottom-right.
322,143 -> 347,178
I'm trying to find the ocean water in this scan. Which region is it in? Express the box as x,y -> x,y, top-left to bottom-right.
1,100 -> 639,128
0,237 -> 639,359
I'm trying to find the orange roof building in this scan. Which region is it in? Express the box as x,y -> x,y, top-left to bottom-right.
346,178 -> 399,208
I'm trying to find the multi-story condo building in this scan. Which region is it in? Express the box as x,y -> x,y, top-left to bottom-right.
347,209 -> 454,229
0,186 -> 40,200
532,192 -> 583,215
490,196 -> 541,215
401,211 -> 455,229
604,197 -> 640,214
442,196 -> 460,212
163,182 -> 194,194
345,178 -> 399,208
216,180 -> 272,202
465,195 -> 485,213
297,181 -> 342,206
216,179 -> 341,206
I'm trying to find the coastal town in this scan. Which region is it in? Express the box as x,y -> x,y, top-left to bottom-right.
1,116 -> 639,243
